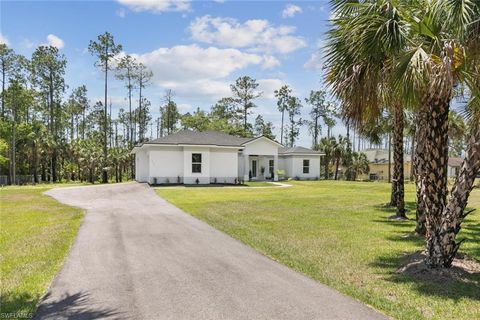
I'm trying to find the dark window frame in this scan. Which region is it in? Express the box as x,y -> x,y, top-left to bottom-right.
303,159 -> 310,174
192,153 -> 202,173
269,159 -> 274,174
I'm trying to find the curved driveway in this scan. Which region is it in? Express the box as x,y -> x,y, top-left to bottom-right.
36,182 -> 386,320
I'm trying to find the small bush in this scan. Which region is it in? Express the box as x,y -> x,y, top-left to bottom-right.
195,178 -> 199,184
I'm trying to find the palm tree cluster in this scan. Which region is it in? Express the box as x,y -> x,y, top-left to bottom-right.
318,135 -> 370,180
325,0 -> 480,268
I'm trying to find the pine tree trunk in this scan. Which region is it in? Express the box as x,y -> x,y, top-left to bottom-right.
424,96 -> 450,268
392,103 -> 406,217
32,140 -> 38,184
414,108 -> 428,235
334,158 -> 339,180
102,50 -> 109,184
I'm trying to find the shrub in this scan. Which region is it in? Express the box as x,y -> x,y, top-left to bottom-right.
195,178 -> 199,184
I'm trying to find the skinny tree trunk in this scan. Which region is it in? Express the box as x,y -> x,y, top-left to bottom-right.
392,103 -> 406,218
32,140 -> 38,184
424,96 -> 450,268
10,100 -> 17,185
102,51 -> 109,184
414,108 -> 428,235
334,158 -> 339,180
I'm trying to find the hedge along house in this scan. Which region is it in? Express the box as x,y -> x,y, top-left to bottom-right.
131,130 -> 324,184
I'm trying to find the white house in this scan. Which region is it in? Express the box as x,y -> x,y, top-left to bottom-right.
131,130 -> 324,184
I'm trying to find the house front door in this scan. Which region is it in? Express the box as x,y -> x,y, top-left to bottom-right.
252,160 -> 257,177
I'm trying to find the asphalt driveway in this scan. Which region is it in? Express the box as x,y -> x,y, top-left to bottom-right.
36,182 -> 387,320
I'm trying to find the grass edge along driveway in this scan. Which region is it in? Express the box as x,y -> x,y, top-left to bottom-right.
157,180 -> 480,320
0,186 -> 84,317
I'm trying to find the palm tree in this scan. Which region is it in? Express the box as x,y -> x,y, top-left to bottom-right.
318,136 -> 336,179
346,152 -> 370,181
326,0 -> 480,267
332,135 -> 348,180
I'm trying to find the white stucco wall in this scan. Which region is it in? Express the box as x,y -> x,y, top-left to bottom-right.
135,149 -> 149,183
148,146 -> 184,184
281,155 -> 321,179
183,147 -> 211,184
210,148 -> 239,183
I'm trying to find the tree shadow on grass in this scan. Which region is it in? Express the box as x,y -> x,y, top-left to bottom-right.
32,291 -> 124,320
371,251 -> 480,301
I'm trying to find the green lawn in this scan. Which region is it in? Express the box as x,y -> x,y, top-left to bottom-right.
157,181 -> 480,320
0,186 -> 84,316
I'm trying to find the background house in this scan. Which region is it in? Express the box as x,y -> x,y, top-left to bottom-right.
356,149 -> 412,181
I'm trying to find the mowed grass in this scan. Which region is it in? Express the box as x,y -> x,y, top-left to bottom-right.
157,181 -> 480,320
0,186 -> 84,316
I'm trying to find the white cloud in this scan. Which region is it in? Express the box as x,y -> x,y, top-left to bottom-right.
257,79 -> 287,99
116,8 -> 126,18
282,4 -> 302,18
45,34 -> 65,49
261,55 -> 281,69
117,0 -> 191,13
304,52 -> 323,71
189,15 -> 306,54
129,44 -> 277,99
0,33 -> 9,46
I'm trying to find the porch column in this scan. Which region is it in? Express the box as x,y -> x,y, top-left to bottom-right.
243,154 -> 250,182
274,154 -> 279,181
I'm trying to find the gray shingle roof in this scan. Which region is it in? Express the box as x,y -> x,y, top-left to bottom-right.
279,146 -> 324,155
144,130 -> 252,147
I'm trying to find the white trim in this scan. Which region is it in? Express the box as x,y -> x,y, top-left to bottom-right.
279,153 -> 324,157
241,136 -> 283,148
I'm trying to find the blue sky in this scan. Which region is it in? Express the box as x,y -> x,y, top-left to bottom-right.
2,0 -> 340,146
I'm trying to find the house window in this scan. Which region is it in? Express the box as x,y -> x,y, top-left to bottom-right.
303,159 -> 310,174
192,153 -> 202,173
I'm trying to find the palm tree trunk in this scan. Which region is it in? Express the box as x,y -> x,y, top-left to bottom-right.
392,103 -> 406,218
414,108 -> 428,235
424,97 -> 450,268
410,132 -> 415,182
427,123 -> 480,267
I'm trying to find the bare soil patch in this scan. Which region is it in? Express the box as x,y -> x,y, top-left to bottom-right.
396,251 -> 480,284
